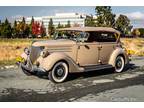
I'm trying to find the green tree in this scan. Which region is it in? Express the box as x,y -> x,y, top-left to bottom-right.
1,18 -> 12,38
12,20 -> 18,38
57,22 -> 64,28
31,16 -> 34,25
65,20 -> 71,28
48,18 -> 55,35
41,21 -> 46,37
135,29 -> 140,37
115,14 -> 132,34
30,16 -> 34,36
57,22 -> 61,28
5,18 -> 9,25
132,28 -> 144,37
21,17 -> 26,37
85,15 -> 96,27
95,6 -> 116,27
57,22 -> 63,28
137,28 -> 144,37
132,29 -> 140,37
17,17 -> 25,38
17,17 -> 30,38
0,20 -> 1,36
24,24 -> 30,37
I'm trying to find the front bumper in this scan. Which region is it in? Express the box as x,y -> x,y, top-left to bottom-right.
16,53 -> 46,75
17,62 -> 46,75
16,46 -> 47,75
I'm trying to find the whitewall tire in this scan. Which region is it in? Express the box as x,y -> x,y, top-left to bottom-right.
115,56 -> 125,73
48,62 -> 69,83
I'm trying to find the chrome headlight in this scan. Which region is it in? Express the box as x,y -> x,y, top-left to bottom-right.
40,50 -> 50,58
24,47 -> 30,55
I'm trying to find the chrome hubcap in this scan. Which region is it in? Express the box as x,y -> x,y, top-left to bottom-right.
55,65 -> 65,79
116,58 -> 122,69
57,68 -> 64,76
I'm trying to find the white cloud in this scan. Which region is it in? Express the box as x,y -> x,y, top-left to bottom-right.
115,12 -> 144,28
126,12 -> 144,19
117,11 -> 144,20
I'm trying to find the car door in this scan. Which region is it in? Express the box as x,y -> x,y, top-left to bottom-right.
77,42 -> 99,66
77,33 -> 99,66
98,32 -> 117,64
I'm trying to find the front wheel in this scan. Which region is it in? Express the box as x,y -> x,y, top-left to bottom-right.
48,62 -> 69,83
115,56 -> 125,73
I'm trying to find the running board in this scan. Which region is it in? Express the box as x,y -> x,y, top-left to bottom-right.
83,64 -> 113,72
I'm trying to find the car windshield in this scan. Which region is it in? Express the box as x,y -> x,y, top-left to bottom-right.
54,31 -> 89,42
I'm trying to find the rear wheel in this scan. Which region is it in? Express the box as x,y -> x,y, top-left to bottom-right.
115,56 -> 125,73
48,62 -> 69,83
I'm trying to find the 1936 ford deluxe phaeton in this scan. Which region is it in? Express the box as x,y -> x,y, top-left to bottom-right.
17,27 -> 129,83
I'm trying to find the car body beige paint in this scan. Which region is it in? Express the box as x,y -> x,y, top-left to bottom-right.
20,27 -> 128,73
77,42 -> 99,66
37,52 -> 84,72
109,47 -> 129,67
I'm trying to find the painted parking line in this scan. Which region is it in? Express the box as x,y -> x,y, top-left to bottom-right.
115,73 -> 139,80
92,79 -> 114,85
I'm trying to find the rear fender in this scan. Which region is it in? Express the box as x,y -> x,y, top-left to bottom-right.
108,48 -> 129,67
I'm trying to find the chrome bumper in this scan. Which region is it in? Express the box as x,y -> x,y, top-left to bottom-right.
17,46 -> 46,75
17,60 -> 46,76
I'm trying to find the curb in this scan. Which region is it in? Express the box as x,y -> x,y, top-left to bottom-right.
0,65 -> 17,70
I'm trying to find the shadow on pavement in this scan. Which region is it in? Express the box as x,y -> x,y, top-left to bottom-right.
33,63 -> 139,82
128,63 -> 139,70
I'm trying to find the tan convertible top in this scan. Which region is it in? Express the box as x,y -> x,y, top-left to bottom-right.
57,27 -> 120,34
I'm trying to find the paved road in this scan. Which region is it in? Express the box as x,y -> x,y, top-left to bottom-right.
0,57 -> 144,102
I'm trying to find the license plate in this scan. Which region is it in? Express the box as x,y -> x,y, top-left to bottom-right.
16,56 -> 25,63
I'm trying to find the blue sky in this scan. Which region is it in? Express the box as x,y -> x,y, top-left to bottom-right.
0,6 -> 144,28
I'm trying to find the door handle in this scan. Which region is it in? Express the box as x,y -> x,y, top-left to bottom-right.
98,45 -> 102,48
98,45 -> 102,50
84,45 -> 90,49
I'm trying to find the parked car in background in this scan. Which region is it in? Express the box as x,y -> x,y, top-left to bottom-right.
16,27 -> 129,83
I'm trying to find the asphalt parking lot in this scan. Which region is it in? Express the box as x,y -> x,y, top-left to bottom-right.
0,56 -> 144,102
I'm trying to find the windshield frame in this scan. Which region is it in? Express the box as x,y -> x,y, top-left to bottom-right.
54,30 -> 89,42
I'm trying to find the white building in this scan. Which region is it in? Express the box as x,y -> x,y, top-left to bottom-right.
16,13 -> 90,34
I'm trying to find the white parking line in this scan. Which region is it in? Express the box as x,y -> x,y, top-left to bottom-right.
115,74 -> 139,80
92,79 -> 114,85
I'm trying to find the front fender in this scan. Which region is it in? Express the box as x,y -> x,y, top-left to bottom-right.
37,52 -> 83,72
108,48 -> 129,67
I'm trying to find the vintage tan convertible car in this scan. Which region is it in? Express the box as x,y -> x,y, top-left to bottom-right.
17,27 -> 129,83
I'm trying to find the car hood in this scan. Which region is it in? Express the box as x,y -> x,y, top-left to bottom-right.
32,39 -> 76,47
30,39 -> 76,63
